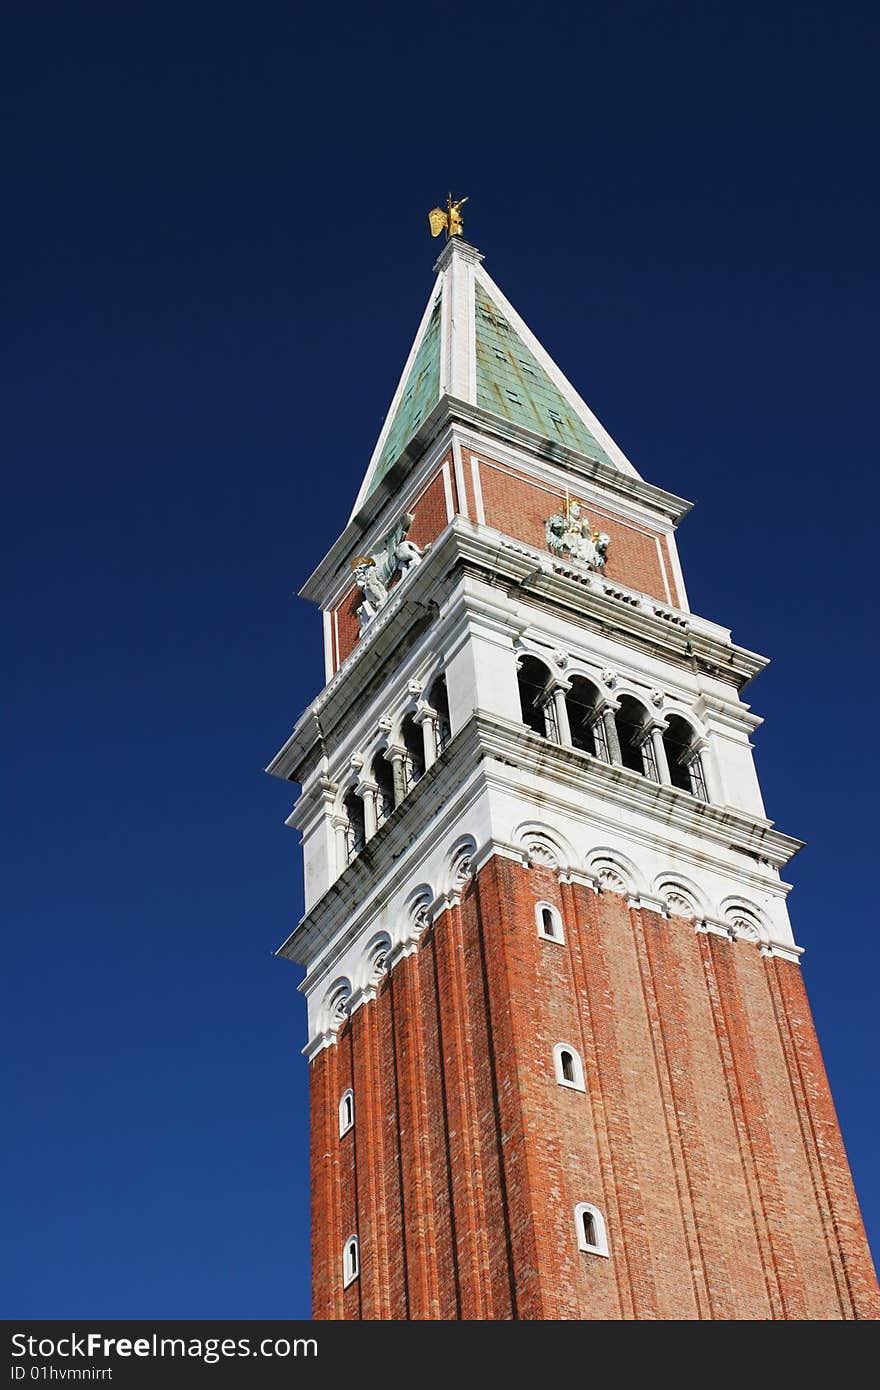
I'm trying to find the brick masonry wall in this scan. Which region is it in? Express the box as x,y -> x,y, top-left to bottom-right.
330,451 -> 682,670
467,450 -> 680,607
308,854 -> 879,1320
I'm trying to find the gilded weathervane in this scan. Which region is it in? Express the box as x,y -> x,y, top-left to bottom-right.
428,193 -> 468,240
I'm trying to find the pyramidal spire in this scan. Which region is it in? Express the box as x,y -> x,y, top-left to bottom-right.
350,235 -> 640,519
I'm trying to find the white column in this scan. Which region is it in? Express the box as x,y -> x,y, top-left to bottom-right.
388,747 -> 408,806
414,705 -> 440,770
332,815 -> 349,875
357,780 -> 378,840
551,685 -> 572,746
601,703 -> 622,765
650,724 -> 671,785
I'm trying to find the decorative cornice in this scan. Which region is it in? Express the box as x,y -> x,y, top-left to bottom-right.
277,707 -> 802,978
267,517 -> 767,786
296,842 -> 804,1060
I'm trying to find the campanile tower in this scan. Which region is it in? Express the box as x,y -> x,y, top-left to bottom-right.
269,228 -> 879,1320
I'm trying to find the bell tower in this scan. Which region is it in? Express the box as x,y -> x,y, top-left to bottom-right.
269,230 -> 879,1320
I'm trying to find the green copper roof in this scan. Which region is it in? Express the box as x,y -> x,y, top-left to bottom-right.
368,294 -> 441,495
474,284 -> 613,466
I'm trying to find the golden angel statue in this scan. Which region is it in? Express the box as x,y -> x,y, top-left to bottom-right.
428,193 -> 469,239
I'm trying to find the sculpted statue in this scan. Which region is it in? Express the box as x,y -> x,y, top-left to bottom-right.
353,512 -> 426,632
428,193 -> 469,240
545,498 -> 610,572
352,559 -> 388,629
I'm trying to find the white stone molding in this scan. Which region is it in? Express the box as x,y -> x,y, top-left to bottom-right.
359,931 -> 392,997
654,875 -> 707,921
403,884 -> 434,947
628,893 -> 669,915
321,978 -> 352,1038
512,821 -> 575,874
557,867 -> 602,893
720,898 -> 768,945
759,941 -> 804,964
694,916 -> 736,941
587,847 -> 645,898
442,834 -> 477,903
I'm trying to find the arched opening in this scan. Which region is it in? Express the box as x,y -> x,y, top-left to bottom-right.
343,788 -> 366,860
663,714 -> 707,798
371,752 -> 396,826
582,1209 -> 597,1245
401,713 -> 425,793
517,655 -> 553,738
565,675 -> 604,756
427,674 -> 451,754
560,1050 -> 575,1082
615,695 -> 651,776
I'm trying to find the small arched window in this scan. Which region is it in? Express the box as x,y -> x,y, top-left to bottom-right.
338,1089 -> 354,1137
343,1234 -> 359,1287
553,1043 -> 585,1091
536,901 -> 565,944
575,1203 -> 609,1257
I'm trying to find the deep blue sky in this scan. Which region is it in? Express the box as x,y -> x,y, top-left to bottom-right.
4,3 -> 878,1318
